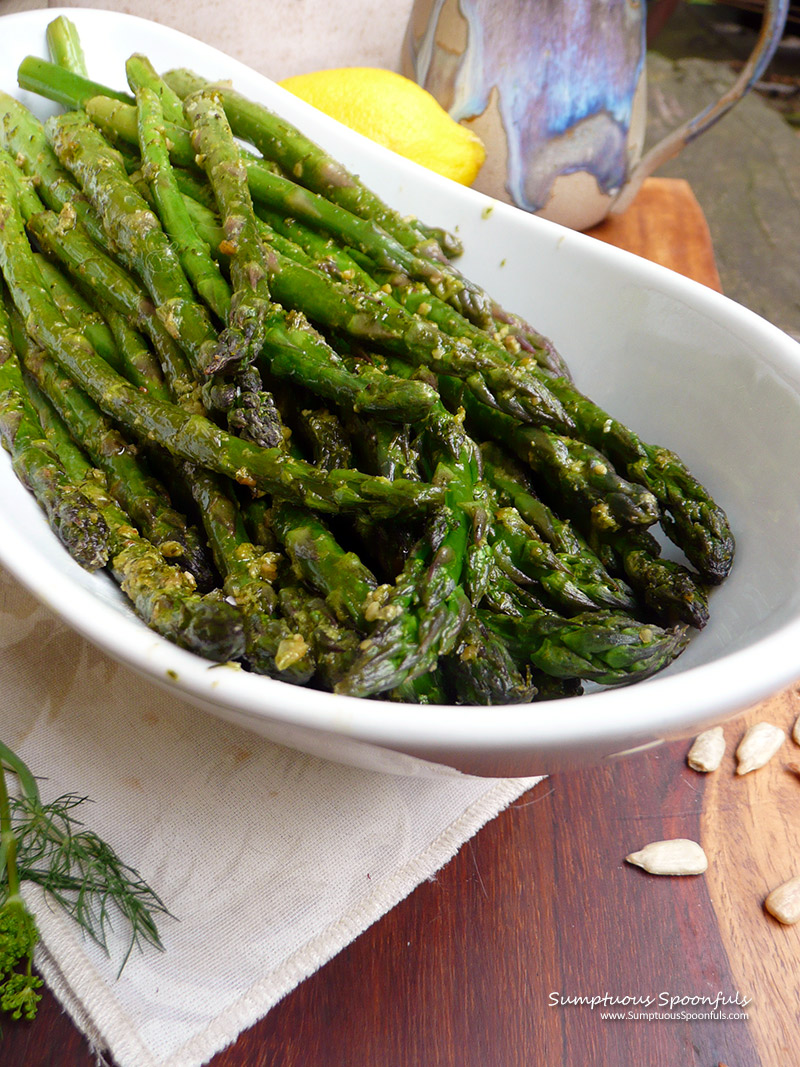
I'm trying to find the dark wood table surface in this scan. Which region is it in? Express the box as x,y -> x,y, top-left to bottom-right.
6,179 -> 799,1067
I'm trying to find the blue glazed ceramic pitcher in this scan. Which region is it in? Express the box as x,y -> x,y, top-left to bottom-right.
403,0 -> 789,229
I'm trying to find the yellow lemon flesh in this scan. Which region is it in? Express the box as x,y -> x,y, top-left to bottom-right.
279,67 -> 486,186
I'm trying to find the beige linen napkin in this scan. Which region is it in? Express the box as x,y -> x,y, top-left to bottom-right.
1,566 -> 541,1067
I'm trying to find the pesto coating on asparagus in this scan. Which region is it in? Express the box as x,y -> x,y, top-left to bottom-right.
0,30 -> 735,701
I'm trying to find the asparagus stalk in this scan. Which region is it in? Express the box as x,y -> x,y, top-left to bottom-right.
18,300 -> 441,513
16,185 -> 202,411
1,159 -> 441,518
25,251 -> 219,589
253,309 -> 439,423
160,70 -> 571,363
343,412 -> 421,580
309,369 -> 480,691
171,164 -> 220,211
479,560 -> 550,618
483,609 -> 690,687
255,235 -> 571,431
46,110 -> 219,375
14,64 -> 268,197
67,90 -> 563,424
74,83 -> 561,377
480,441 -> 585,553
480,442 -> 637,612
135,86 -> 231,323
166,167 -> 548,435
16,117 -> 318,673
255,204 -> 380,287
19,56 -> 461,253
46,109 -> 284,447
385,354 -> 604,623
334,515 -> 472,699
187,468 -> 316,682
277,584 -> 361,691
246,184 -> 569,405
86,89 -> 569,384
491,506 -> 637,615
30,206 -> 204,410
272,502 -> 379,631
14,136 -> 315,676
387,668 -> 450,705
100,303 -> 170,393
251,206 -> 577,397
410,368 -> 630,616
175,188 -> 440,422
421,411 -> 494,606
10,59 -> 562,374
248,203 -> 578,423
223,450 -> 366,687
292,406 -> 353,472
348,415 -> 420,485
541,378 -> 735,583
35,253 -> 126,374
20,183 -> 436,650
533,674 -> 585,701
588,525 -> 710,630
0,290 -> 109,570
125,53 -> 185,125
183,88 -> 276,368
135,158 -> 444,430
373,350 -> 495,602
437,373 -> 660,531
0,47 -> 733,700
79,90 -> 441,275
161,68 -> 462,260
27,377 -> 246,661
386,353 -> 658,617
16,55 -> 133,109
0,90 -> 110,249
333,379 -> 484,698
19,334 -> 215,588
46,15 -> 89,77
441,613 -> 536,705
479,426 -> 707,625
39,217 -> 289,632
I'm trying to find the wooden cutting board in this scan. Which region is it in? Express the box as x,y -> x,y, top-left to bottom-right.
5,177 -> 799,1067
587,176 -> 723,292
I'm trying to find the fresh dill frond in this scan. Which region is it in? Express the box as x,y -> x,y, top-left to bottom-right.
1,739 -> 171,1026
11,791 -> 172,975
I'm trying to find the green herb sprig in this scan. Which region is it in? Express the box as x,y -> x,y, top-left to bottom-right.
0,745 -> 42,1024
0,739 -> 171,1026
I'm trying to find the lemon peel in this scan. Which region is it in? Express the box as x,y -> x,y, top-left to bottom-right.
279,67 -> 486,186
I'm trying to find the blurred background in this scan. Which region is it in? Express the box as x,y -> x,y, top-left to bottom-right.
645,1 -> 799,339
2,0 -> 798,337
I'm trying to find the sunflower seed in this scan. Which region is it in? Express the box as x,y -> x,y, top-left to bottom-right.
625,839 -> 708,876
735,722 -> 785,775
765,876 -> 800,925
687,726 -> 726,772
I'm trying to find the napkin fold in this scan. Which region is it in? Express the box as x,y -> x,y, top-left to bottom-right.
1,567 -> 541,1067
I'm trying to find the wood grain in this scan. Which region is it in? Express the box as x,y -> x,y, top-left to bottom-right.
701,686 -> 800,1066
4,176 -> 796,1067
587,177 -> 723,292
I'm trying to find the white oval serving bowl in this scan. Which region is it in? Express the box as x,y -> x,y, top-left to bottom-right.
2,7 -> 800,778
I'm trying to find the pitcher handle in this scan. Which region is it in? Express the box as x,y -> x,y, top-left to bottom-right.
610,0 -> 790,216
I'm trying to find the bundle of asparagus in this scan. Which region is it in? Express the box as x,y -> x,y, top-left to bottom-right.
0,17 -> 734,705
